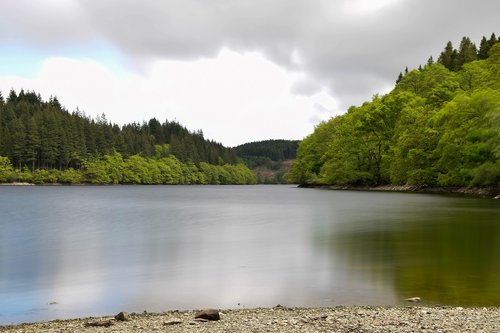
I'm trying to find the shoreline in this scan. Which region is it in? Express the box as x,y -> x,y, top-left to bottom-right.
2,182 -> 499,199
298,183 -> 500,199
1,306 -> 498,332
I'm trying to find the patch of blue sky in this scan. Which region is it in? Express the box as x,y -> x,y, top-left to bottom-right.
57,40 -> 129,76
0,44 -> 45,77
0,40 -> 128,78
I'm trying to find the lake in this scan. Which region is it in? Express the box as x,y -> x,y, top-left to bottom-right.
0,185 -> 499,324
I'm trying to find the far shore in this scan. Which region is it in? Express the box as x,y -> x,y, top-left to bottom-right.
2,182 -> 500,199
0,306 -> 498,333
299,183 -> 500,199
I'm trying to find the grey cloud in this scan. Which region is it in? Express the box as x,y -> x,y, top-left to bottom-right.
290,75 -> 322,96
3,0 -> 500,110
314,104 -> 331,114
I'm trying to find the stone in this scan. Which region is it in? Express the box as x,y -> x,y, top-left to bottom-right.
84,319 -> 114,327
115,311 -> 130,321
194,308 -> 220,321
195,318 -> 209,322
405,297 -> 421,303
164,319 -> 183,325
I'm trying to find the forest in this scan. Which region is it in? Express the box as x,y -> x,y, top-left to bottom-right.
0,91 -> 255,184
234,139 -> 299,183
288,34 -> 500,188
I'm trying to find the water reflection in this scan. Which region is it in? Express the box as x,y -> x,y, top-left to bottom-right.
1,186 -> 499,324
319,194 -> 500,306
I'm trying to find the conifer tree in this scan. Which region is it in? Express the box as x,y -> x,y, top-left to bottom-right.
438,41 -> 458,71
24,117 -> 40,170
396,72 -> 403,84
456,37 -> 478,69
478,36 -> 491,59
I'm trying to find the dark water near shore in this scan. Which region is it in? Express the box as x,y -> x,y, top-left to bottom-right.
0,185 -> 499,324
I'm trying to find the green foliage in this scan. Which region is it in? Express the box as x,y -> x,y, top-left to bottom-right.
0,156 -> 14,182
58,168 -> 84,184
32,169 -> 59,184
0,93 -> 237,171
0,153 -> 256,185
289,35 -> 500,188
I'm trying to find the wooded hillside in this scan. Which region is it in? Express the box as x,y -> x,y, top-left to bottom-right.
0,91 -> 255,185
288,34 -> 500,188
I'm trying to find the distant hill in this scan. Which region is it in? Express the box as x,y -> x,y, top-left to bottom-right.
234,139 -> 300,183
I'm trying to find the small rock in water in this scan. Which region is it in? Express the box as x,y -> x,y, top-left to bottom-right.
405,297 -> 421,303
115,311 -> 130,321
194,308 -> 220,321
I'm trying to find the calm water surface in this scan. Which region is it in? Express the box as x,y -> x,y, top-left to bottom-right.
0,185 -> 499,324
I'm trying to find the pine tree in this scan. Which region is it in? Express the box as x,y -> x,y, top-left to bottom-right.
478,36 -> 491,59
24,117 -> 41,170
438,41 -> 458,71
10,117 -> 26,168
490,33 -> 498,46
456,36 -> 477,69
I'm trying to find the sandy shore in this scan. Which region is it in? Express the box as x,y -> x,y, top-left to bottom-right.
1,306 -> 498,333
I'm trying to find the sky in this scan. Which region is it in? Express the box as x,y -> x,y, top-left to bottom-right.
0,0 -> 498,147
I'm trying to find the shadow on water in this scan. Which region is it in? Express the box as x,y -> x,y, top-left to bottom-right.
317,195 -> 500,306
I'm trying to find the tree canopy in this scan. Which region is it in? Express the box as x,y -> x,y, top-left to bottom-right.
0,91 -> 255,185
288,34 -> 500,188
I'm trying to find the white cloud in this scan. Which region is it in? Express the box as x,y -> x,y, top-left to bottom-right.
1,0 -> 499,146
0,49 -> 340,146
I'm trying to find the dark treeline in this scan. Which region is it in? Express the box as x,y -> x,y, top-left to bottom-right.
234,139 -> 299,167
234,139 -> 299,184
0,89 -> 237,171
289,34 -> 500,188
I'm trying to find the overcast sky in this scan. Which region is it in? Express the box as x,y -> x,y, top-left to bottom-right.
0,0 -> 498,146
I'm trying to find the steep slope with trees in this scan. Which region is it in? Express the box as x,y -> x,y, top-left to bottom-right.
288,34 -> 500,189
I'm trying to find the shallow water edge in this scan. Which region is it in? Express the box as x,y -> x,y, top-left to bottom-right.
298,183 -> 500,199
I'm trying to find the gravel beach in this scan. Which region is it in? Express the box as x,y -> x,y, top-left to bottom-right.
1,306 -> 498,333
